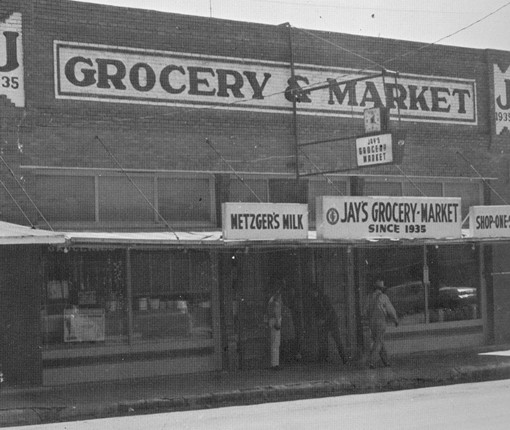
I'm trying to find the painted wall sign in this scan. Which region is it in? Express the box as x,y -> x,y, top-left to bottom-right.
222,202 -> 308,240
469,205 -> 510,238
356,133 -> 393,167
0,13 -> 24,107
316,196 -> 462,240
54,41 -> 476,124
494,64 -> 510,134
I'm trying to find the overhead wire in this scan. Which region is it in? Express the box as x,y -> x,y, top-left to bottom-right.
382,1 -> 510,65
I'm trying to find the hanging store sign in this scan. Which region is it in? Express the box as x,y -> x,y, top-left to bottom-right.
317,196 -> 462,240
222,202 -> 308,240
469,205 -> 510,238
356,133 -> 393,167
54,41 -> 476,124
0,13 -> 24,107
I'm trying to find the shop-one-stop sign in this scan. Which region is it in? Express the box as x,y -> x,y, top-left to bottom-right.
469,205 -> 510,238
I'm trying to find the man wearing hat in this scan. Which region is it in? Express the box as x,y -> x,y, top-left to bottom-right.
364,279 -> 399,368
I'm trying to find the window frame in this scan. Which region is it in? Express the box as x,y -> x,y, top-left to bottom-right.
23,167 -> 217,229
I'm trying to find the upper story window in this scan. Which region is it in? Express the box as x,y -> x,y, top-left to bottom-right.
25,167 -> 216,229
227,174 -> 347,224
364,177 -> 483,220
24,167 -> 484,230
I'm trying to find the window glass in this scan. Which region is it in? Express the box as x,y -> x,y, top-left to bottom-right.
366,246 -> 425,326
99,176 -> 154,221
427,244 -> 480,322
35,175 -> 95,222
228,178 -> 268,202
158,177 -> 212,222
364,180 -> 402,196
41,250 -> 127,347
269,179 -> 308,203
131,250 -> 212,340
364,244 -> 481,327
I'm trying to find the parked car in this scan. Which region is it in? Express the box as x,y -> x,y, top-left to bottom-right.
385,281 -> 425,316
437,285 -> 477,309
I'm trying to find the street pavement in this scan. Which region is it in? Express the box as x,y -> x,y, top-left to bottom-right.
1,345 -> 510,427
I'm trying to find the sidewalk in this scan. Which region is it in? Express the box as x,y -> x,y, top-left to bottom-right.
2,345 -> 510,427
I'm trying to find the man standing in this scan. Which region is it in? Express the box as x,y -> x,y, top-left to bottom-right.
267,287 -> 283,370
364,279 -> 399,368
312,286 -> 349,365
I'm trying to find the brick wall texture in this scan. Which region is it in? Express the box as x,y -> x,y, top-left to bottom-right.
0,0 -> 510,370
0,0 -> 509,224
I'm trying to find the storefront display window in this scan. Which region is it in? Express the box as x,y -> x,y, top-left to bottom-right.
366,244 -> 480,326
427,244 -> 480,322
367,246 -> 425,325
41,249 -> 214,347
41,250 -> 127,347
130,250 -> 213,341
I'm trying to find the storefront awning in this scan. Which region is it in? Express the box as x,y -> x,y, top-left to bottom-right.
0,221 -> 66,245
63,230 -> 222,246
56,229 -> 502,250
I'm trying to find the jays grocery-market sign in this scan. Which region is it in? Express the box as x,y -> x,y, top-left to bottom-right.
317,196 -> 462,240
54,41 -> 477,124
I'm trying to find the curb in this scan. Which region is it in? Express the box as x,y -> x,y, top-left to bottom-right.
2,362 -> 510,426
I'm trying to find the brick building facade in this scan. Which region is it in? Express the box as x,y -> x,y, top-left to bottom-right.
1,0 -> 510,386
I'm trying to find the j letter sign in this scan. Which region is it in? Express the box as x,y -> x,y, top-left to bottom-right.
0,13 -> 24,107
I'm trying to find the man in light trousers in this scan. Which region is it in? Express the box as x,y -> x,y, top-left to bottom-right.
267,288 -> 283,370
364,279 -> 399,368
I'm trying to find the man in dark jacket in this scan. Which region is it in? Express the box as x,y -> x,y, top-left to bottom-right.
312,287 -> 349,365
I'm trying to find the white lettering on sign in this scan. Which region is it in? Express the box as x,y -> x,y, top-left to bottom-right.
0,13 -> 24,107
469,205 -> 510,238
356,133 -> 393,167
317,196 -> 462,240
54,41 -> 476,124
494,64 -> 510,134
222,202 -> 308,240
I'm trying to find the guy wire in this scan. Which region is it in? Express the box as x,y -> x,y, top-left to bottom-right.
95,135 -> 180,240
205,137 -> 264,203
0,176 -> 35,228
0,155 -> 54,231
